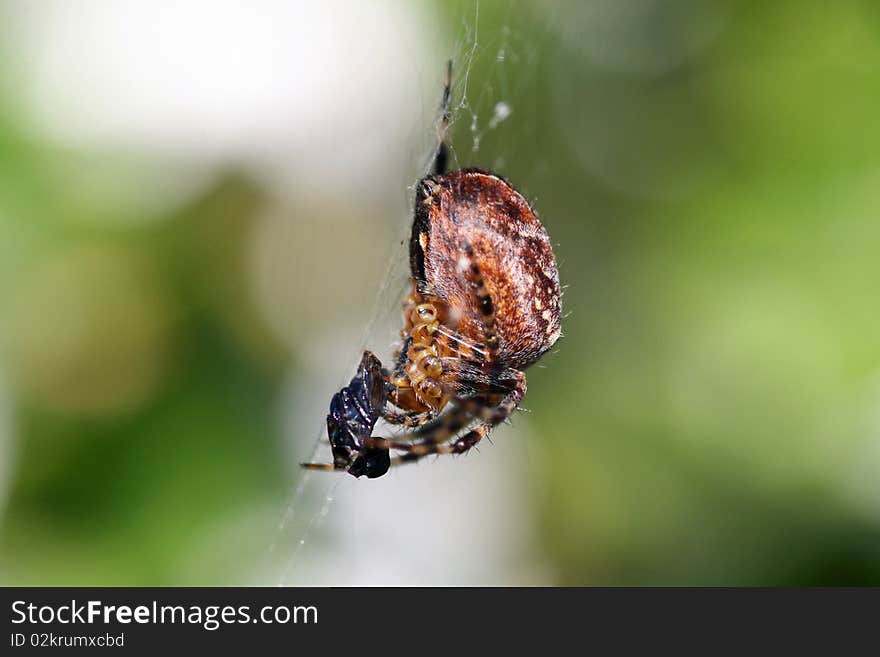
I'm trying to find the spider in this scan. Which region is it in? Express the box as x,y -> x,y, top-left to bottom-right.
302,62 -> 561,478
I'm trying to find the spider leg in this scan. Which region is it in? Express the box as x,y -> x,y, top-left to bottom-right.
434,325 -> 492,363
385,371 -> 526,468
390,335 -> 413,379
384,331 -> 443,427
382,408 -> 437,428
433,59 -> 453,176
364,400 -> 475,453
300,462 -> 344,473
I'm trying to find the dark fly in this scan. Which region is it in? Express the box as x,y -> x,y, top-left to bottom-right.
323,351 -> 391,479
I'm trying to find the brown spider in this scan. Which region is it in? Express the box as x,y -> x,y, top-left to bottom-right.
302,62 -> 561,478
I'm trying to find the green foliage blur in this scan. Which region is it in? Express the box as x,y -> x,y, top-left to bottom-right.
2,0 -> 880,585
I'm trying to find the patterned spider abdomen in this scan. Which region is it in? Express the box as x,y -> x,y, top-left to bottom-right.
410,168 -> 561,370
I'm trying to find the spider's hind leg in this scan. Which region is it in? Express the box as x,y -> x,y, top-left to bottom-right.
433,59 -> 453,176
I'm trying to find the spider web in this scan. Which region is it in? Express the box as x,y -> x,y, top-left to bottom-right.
267,0 -> 541,587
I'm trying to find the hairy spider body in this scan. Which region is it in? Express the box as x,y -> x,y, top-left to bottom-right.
302,63 -> 561,479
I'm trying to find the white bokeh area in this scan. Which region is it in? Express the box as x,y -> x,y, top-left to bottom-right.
2,0 -> 440,205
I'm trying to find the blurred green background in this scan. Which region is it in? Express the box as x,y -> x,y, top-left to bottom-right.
1,0 -> 880,585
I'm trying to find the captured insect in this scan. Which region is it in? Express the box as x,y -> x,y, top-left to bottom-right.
302,62 -> 562,478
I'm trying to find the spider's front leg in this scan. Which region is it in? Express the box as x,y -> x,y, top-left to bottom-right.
380,369 -> 527,467
382,408 -> 437,429
382,334 -> 440,429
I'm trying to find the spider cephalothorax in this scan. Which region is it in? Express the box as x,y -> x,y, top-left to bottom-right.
302,63 -> 561,478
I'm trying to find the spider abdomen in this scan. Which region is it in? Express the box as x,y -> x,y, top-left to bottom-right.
411,168 -> 561,370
